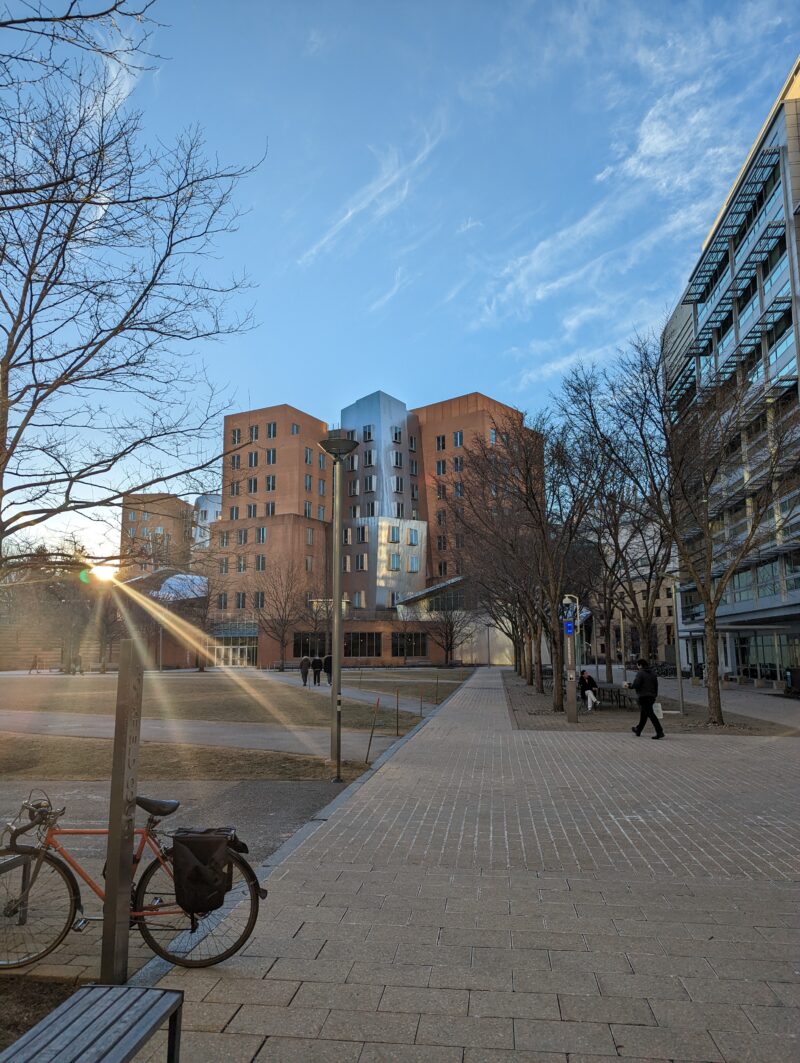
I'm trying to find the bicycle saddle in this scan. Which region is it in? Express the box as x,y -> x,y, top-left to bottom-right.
136,796 -> 180,817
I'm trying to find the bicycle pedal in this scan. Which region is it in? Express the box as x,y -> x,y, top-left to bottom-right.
71,917 -> 89,933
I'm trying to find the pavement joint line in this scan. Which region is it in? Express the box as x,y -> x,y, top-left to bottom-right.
127,674 -> 462,989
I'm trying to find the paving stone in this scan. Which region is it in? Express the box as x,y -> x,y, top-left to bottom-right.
347,961 -> 432,987
360,1046 -> 463,1063
710,1029 -> 800,1062
611,1022 -> 723,1059
265,958 -> 353,983
319,1009 -> 420,1043
439,928 -> 512,948
549,950 -> 633,974
462,1050 -> 568,1063
180,1002 -> 241,1032
416,1014 -> 514,1049
291,981 -> 383,1011
513,1018 -> 617,1054
379,986 -> 469,1015
742,1004 -> 800,1035
226,1004 -> 328,1037
254,1037 -> 363,1061
768,982 -> 800,1006
558,993 -> 655,1025
680,976 -> 781,1005
514,970 -> 600,996
468,990 -> 559,1019
316,939 -> 398,963
512,930 -> 586,952
395,943 -> 472,967
429,966 -> 514,991
649,998 -> 755,1032
710,958 -> 800,981
205,978 -> 300,1005
597,973 -> 690,1000
147,1032 -> 264,1062
243,935 -> 324,959
628,952 -> 715,977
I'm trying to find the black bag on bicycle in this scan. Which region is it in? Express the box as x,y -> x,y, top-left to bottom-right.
171,829 -> 235,914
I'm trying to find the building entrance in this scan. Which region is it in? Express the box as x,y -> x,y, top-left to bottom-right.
213,637 -> 258,667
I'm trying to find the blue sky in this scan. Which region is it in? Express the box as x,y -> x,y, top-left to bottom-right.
134,0 -> 798,422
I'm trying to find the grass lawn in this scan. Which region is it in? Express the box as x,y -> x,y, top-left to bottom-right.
0,733 -> 366,783
345,667 -> 475,705
1,673 -> 418,734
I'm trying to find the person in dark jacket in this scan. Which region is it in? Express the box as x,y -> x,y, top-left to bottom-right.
299,656 -> 311,687
578,670 -> 598,711
629,658 -> 664,738
311,655 -> 323,686
322,654 -> 332,685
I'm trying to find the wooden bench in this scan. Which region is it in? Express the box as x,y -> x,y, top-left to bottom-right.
0,984 -> 183,1062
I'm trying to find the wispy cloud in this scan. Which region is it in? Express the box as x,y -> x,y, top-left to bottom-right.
369,267 -> 413,313
305,27 -> 334,57
456,216 -> 482,235
298,116 -> 446,267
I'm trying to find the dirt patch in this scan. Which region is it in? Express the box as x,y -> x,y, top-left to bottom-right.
0,978 -> 76,1050
0,733 -> 367,783
503,672 -> 800,736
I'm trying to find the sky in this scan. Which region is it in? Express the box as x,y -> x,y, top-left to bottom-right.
123,0 -> 799,426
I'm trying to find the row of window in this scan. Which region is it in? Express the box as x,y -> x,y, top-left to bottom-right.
348,502 -> 411,519
294,631 -> 428,658
342,526 -> 420,545
230,449 -> 326,470
230,422 -> 301,444
348,476 -> 418,497
341,553 -> 420,574
230,476 -> 326,496
436,431 -> 463,451
358,425 -> 415,449
435,457 -> 463,474
225,502 -> 326,523
345,452 -> 420,475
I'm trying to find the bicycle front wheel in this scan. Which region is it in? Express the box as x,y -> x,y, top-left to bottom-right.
0,847 -> 78,969
134,849 -> 260,967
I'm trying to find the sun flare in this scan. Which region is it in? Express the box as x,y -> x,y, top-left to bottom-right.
90,564 -> 117,582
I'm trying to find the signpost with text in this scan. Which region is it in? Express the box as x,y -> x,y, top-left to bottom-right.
564,619 -> 578,723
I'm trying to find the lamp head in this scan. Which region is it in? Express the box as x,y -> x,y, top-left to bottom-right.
318,430 -> 358,460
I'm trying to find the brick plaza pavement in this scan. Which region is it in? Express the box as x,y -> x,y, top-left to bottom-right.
140,668 -> 800,1062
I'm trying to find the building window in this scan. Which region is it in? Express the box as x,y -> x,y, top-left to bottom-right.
305,474 -> 313,491
342,554 -> 351,572
253,590 -> 265,608
266,448 -> 276,465
351,591 -> 363,609
365,501 -> 377,517
291,422 -> 300,435
436,509 -> 445,526
305,556 -> 313,572
304,501 -> 312,518
219,558 -> 228,574
344,632 -> 382,657
436,459 -> 446,475
230,453 -> 241,469
247,476 -> 258,493
453,456 -> 463,473
364,475 -> 375,493
409,459 -> 418,476
437,483 -> 447,499
235,592 -> 246,609
363,424 -> 374,441
217,592 -> 228,609
364,449 -> 375,467
349,504 -> 361,519
265,502 -> 275,517
306,527 -> 313,545
255,554 -> 266,571
436,434 -> 446,451
318,452 -> 326,470
453,430 -> 463,447
438,561 -> 448,577
392,425 -> 402,443
318,479 -> 325,496
489,427 -> 497,445
343,527 -> 352,545
392,451 -> 403,468
249,425 -> 258,442
355,525 -> 367,544
389,553 -> 401,571
248,451 -> 258,467
265,475 -> 276,492
256,526 -> 266,544
437,535 -> 447,550
230,480 -> 240,496
231,428 -> 241,445
346,429 -> 356,440
229,505 -> 239,520
219,531 -> 229,547
267,421 -> 277,438
237,529 -> 248,545
355,553 -> 368,571
408,528 -> 419,545
237,555 -> 247,573
346,453 -> 358,471
409,435 -> 416,452
348,479 -> 359,496
388,526 -> 400,543
410,483 -> 419,501
394,502 -> 404,518
454,533 -> 464,549
392,632 -> 426,657
408,555 -> 420,573
317,504 -> 325,520
246,503 -> 257,518
454,482 -> 463,498
393,476 -> 404,493
303,446 -> 312,465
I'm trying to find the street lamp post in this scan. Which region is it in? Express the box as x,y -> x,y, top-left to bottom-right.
319,430 -> 358,782
562,594 -> 580,723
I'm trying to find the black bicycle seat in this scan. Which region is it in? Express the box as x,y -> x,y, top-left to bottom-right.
136,796 -> 180,817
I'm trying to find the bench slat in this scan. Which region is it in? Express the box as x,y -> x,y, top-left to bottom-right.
66,990 -> 180,1063
39,988 -> 151,1063
0,986 -> 120,1061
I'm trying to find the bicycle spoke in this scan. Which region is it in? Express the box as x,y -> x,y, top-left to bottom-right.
0,850 -> 76,968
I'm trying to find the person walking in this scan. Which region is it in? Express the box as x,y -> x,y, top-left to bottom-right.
311,655 -> 323,686
322,654 -> 332,685
629,658 -> 664,739
578,669 -> 598,711
299,655 -> 311,687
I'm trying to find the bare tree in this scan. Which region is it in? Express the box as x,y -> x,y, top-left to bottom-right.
0,66 -> 252,577
252,561 -> 307,671
567,333 -> 800,725
423,586 -> 476,667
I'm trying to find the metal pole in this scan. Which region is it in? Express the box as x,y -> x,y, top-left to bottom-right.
486,625 -> 491,666
101,639 -> 144,984
620,615 -> 627,683
576,597 -> 581,673
565,625 -> 577,723
676,638 -> 686,715
330,457 -> 344,781
158,625 -> 163,672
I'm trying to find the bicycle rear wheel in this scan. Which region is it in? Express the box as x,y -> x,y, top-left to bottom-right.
134,849 -> 260,967
0,847 -> 78,969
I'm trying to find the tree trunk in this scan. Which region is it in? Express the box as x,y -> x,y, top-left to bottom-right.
704,615 -> 725,725
550,618 -> 564,712
604,616 -> 613,683
524,631 -> 533,685
637,621 -> 650,663
533,622 -> 544,694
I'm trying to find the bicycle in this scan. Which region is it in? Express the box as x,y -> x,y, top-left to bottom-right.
0,791 -> 266,970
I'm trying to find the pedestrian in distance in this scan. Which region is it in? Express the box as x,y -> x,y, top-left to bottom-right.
578,669 -> 598,711
311,655 -> 323,686
627,657 -> 664,739
299,655 -> 311,686
28,654 -> 39,674
322,654 -> 332,685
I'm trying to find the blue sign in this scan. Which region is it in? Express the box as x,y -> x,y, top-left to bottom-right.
563,620 -> 574,636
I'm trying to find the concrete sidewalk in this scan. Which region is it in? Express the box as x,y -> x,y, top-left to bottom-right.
139,668 -> 799,1062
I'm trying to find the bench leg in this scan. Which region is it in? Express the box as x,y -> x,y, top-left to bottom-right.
167,1007 -> 182,1063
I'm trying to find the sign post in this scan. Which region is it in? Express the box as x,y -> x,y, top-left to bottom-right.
564,619 -> 578,723
100,639 -> 144,984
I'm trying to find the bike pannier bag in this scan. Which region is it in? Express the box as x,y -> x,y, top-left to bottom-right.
171,829 -> 234,914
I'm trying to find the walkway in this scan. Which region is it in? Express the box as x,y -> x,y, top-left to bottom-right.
137,668 -> 800,1062
0,709 -> 397,762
